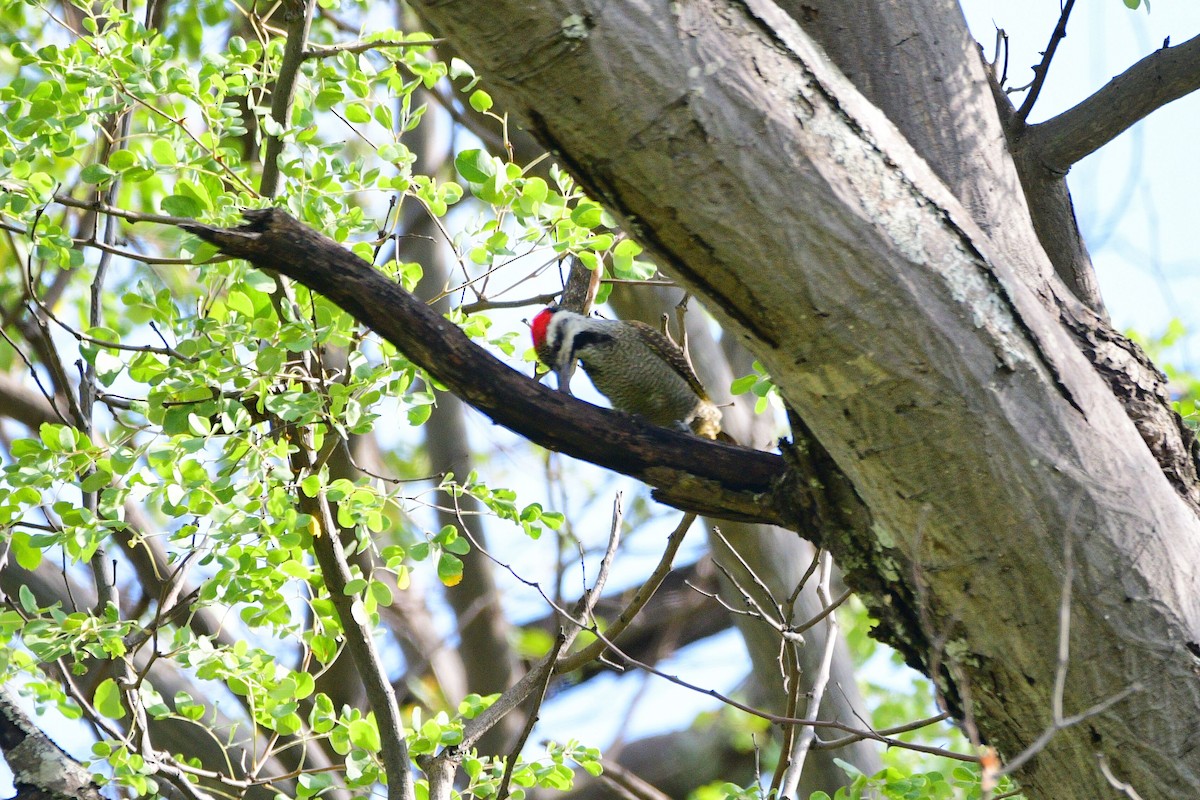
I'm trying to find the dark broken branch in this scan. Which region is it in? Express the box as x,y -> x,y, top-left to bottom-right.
178,209 -> 788,524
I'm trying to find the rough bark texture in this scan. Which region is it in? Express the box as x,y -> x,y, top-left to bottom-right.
789,0 -> 1107,313
0,685 -> 105,800
402,2 -> 1200,799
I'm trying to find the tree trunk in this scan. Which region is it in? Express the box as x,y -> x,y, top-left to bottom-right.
410,1 -> 1200,798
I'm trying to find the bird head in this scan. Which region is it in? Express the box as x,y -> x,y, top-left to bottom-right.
530,306 -> 577,393
530,306 -> 558,358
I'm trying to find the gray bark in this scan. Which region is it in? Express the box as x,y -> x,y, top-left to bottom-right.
410,1 -> 1200,798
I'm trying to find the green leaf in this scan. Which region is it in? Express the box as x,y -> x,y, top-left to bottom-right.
108,150 -> 137,171
368,579 -> 393,607
437,552 -> 463,586
150,138 -> 177,165
80,163 -> 114,185
444,536 -> 470,555
449,58 -> 476,81
162,194 -> 202,217
344,103 -> 372,124
56,426 -> 77,451
570,201 -> 603,229
94,678 -> 127,719
226,289 -> 255,317
18,585 -> 37,613
300,474 -> 322,497
10,531 -> 43,571
454,149 -> 495,183
347,717 -> 381,752
730,374 -> 757,394
468,90 -> 493,113
407,402 -> 432,426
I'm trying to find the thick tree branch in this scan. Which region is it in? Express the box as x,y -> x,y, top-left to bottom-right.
179,210 -> 789,525
1020,32 -> 1200,173
400,2 -> 1200,798
0,685 -> 106,800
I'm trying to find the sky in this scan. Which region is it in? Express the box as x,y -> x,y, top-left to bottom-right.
960,0 -> 1200,366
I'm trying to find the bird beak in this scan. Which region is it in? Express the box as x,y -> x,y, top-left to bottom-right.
555,361 -> 577,395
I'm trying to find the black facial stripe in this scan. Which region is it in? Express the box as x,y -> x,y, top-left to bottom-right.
543,323 -> 563,360
567,330 -> 613,365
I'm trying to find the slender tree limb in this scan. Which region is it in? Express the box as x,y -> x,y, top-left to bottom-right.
594,760 -> 674,800
778,553 -> 837,797
423,496 -> 624,799
495,497 -> 623,800
298,486 -> 416,800
1013,0 -> 1075,125
259,0 -> 316,198
178,209 -> 790,525
304,37 -> 444,59
1020,31 -> 1200,172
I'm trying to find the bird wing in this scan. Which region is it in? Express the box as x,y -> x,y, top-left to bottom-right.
625,320 -> 712,401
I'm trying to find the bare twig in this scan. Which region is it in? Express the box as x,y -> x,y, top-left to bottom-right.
458,291 -> 561,315
593,758 -> 673,800
1000,530 -> 1141,776
303,37 -> 444,59
711,527 -> 784,623
815,710 -> 951,749
495,634 -> 566,800
779,552 -> 838,796
1023,31 -> 1200,171
496,495 -> 624,800
1014,0 -> 1075,126
52,194 -> 198,227
557,511 -> 695,673
580,623 -> 978,762
1096,754 -> 1145,800
430,500 -> 623,797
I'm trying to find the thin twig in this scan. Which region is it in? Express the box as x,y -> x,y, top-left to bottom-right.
1014,0 -> 1075,125
495,634 -> 566,800
711,527 -> 784,623
594,759 -> 673,800
815,711 -> 951,749
458,291 -> 561,315
303,37 -> 444,59
579,622 -> 978,762
496,496 -> 625,800
779,552 -> 837,796
557,512 -> 695,672
1096,754 -> 1145,800
259,0 -> 316,198
1000,525 -> 1141,776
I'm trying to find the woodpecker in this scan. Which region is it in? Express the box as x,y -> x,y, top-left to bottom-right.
531,306 -> 723,439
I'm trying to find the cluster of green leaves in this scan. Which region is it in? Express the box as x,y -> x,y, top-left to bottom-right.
456,739 -> 602,800
0,0 -> 641,795
730,360 -> 779,415
692,761 -> 1023,800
